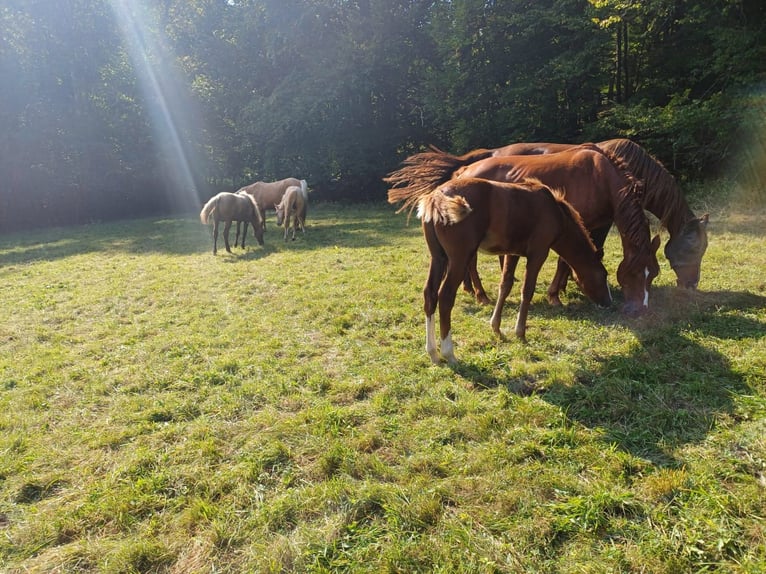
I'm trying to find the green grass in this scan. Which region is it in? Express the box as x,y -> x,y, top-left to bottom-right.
1,198 -> 765,573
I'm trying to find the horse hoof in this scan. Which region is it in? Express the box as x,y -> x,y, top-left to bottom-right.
477,294 -> 492,305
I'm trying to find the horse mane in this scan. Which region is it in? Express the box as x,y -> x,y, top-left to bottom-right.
598,139 -> 686,228
385,145 -> 494,215
244,192 -> 263,223
547,187 -> 598,252
572,144 -> 651,273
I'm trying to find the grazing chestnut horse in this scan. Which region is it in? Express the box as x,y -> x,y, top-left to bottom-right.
275,180 -> 308,241
200,192 -> 264,255
489,139 -> 709,289
416,177 -> 611,363
387,145 -> 659,316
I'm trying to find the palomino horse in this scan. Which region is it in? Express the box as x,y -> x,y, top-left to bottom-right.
200,192 -> 264,255
488,139 -> 709,289
416,177 -> 611,363
275,180 -> 309,241
387,145 -> 660,316
237,177 -> 302,229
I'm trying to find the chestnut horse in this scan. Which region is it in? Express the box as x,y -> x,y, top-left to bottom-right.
489,139 -> 709,289
200,192 -> 264,255
387,145 -> 660,316
417,177 -> 611,363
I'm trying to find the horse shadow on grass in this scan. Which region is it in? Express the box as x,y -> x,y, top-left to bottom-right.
0,204 -> 404,266
0,218 -> 210,265
451,286 -> 766,468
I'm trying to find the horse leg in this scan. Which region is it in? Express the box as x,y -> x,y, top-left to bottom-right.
466,253 -> 492,305
515,253 -> 546,340
240,222 -> 249,249
489,255 -> 521,336
438,256 -> 471,364
296,208 -> 305,234
424,255 -> 446,364
423,223 -> 447,363
212,220 -> 219,255
547,257 -> 570,306
234,221 -> 241,247
223,221 -> 233,253
548,224 -> 610,305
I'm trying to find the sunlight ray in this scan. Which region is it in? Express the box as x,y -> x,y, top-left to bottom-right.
108,0 -> 202,214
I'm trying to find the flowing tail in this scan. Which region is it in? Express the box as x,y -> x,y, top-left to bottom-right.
416,185 -> 472,226
385,145 -> 494,215
200,195 -> 218,224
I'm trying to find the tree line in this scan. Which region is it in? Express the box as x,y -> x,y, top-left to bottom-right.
1,0 -> 764,232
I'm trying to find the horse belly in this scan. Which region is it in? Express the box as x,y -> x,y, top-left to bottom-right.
478,232 -> 527,257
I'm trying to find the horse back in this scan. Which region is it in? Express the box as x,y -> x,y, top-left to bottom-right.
240,177 -> 301,205
435,178 -> 562,256
458,150 -> 623,228
491,142 -> 574,156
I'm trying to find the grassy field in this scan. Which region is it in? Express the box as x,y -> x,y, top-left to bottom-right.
1,197 -> 765,573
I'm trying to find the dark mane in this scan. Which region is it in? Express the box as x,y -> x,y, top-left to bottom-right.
598,138 -> 686,228
582,144 -> 651,274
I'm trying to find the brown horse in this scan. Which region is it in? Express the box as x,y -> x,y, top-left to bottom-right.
417,177 -> 611,363
387,145 -> 660,316
488,139 -> 709,289
200,192 -> 264,255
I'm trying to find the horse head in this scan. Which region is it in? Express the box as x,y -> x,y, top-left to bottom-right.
251,210 -> 264,246
617,234 -> 661,316
275,201 -> 285,226
572,263 -> 612,308
664,214 -> 709,289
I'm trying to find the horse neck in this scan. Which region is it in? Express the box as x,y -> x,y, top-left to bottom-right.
550,212 -> 597,272
642,186 -> 695,238
602,139 -> 695,237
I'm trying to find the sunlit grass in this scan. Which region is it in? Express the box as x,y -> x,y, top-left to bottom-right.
1,199 -> 764,573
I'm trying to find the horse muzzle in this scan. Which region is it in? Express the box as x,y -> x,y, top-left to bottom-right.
622,300 -> 647,317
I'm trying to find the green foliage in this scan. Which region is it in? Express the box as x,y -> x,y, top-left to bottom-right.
585,91 -> 742,179
1,0 -> 765,226
0,201 -> 765,572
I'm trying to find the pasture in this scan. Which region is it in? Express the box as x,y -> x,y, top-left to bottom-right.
1,200 -> 764,573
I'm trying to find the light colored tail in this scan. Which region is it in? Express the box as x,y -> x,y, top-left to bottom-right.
200,195 -> 218,224
417,190 -> 472,226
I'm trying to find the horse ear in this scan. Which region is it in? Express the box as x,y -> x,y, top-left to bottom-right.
700,213 -> 709,226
